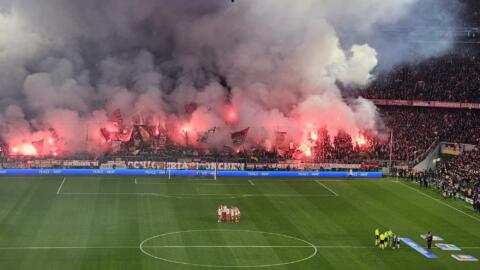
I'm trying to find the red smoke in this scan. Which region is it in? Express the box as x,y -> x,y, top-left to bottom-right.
226,106 -> 238,124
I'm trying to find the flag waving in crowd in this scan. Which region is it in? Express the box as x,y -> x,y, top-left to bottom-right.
110,109 -> 123,127
231,128 -> 249,146
100,128 -> 113,142
197,127 -> 217,143
137,126 -> 151,142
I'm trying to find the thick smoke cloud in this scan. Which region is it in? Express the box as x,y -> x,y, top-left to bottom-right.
0,0 -> 459,154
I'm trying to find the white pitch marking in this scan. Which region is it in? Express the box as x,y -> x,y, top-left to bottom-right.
248,180 -> 255,186
58,192 -> 336,198
399,181 -> 480,223
56,177 -> 67,195
59,192 -> 160,197
144,245 -> 312,248
135,182 -> 249,186
237,194 -> 336,198
315,180 -> 339,197
0,246 -> 138,250
134,178 -> 138,185
140,229 -> 318,268
142,245 -> 375,249
0,245 -> 478,251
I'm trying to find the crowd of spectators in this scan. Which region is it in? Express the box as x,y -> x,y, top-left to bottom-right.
397,148 -> 480,213
375,106 -> 480,161
3,106 -> 480,164
303,106 -> 480,163
361,49 -> 480,103
438,149 -> 480,198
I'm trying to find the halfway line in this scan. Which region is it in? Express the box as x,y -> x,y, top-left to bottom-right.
0,245 -> 478,250
0,246 -> 138,250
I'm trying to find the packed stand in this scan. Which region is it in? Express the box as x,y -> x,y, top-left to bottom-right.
434,149 -> 480,212
397,149 -> 480,213
2,106 -> 480,164
377,107 -> 480,161
361,50 -> 480,103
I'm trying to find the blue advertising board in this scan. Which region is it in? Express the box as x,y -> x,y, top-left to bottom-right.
400,238 -> 438,259
0,169 -> 382,178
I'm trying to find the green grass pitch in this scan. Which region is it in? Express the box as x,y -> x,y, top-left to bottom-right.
0,175 -> 479,269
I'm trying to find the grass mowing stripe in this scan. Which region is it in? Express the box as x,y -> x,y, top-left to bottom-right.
398,181 -> 480,223
2,176 -> 479,269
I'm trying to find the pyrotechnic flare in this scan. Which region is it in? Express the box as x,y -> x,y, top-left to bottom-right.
0,0 -> 459,156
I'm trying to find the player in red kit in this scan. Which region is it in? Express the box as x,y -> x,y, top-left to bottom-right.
226,207 -> 232,222
236,207 -> 241,222
217,206 -> 222,223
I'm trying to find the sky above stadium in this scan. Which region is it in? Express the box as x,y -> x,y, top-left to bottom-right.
0,0 -> 463,155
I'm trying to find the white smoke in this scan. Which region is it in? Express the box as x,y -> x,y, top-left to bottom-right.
0,0 -> 459,154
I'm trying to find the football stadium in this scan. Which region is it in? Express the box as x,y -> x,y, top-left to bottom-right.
0,0 -> 480,269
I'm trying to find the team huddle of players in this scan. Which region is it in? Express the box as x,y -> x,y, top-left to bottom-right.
375,229 -> 400,250
217,205 -> 241,223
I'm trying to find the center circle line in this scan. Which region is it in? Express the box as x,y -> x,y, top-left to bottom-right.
139,229 -> 318,268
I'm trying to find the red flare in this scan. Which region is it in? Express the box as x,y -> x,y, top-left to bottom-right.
11,144 -> 38,156
356,135 -> 366,146
226,106 -> 238,124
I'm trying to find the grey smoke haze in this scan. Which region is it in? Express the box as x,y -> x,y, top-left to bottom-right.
0,0 -> 461,153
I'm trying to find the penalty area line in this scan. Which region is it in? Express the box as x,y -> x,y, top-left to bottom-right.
315,180 -> 339,197
248,179 -> 255,186
56,177 -> 67,195
56,192 -> 338,198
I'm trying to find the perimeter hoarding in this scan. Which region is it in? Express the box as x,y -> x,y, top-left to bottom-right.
0,169 -> 382,178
